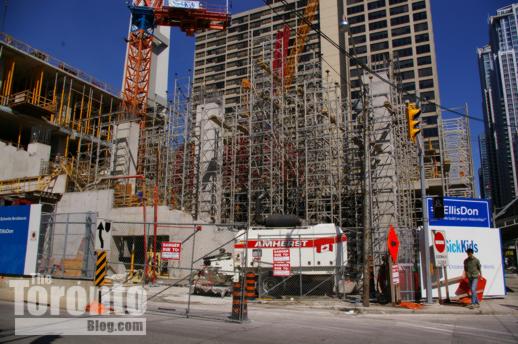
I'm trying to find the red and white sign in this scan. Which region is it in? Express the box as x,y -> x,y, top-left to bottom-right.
392,264 -> 400,284
434,231 -> 446,253
161,241 -> 182,260
273,248 -> 290,277
432,230 -> 448,267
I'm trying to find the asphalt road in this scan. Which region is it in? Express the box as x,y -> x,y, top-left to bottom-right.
0,301 -> 517,344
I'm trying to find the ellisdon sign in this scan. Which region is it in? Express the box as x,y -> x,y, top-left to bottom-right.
443,205 -> 480,216
427,197 -> 491,228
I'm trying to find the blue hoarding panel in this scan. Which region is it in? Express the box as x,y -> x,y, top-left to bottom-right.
427,197 -> 491,228
0,205 -> 31,275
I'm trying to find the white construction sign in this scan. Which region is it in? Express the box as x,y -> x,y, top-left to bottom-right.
420,226 -> 505,298
161,241 -> 182,260
273,248 -> 290,277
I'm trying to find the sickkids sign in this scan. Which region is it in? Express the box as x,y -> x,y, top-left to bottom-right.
420,197 -> 505,297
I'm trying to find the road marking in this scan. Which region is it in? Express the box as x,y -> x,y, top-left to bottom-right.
396,322 -> 453,334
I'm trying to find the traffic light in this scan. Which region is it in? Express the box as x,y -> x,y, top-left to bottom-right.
406,102 -> 421,143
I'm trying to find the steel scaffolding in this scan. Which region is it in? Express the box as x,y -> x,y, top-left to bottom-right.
442,109 -> 474,198
201,38 -> 346,226
344,60 -> 419,272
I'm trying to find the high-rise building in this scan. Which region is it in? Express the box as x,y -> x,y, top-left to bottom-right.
344,0 -> 446,194
478,4 -> 518,209
478,135 -> 491,200
478,45 -> 499,204
192,0 -> 345,112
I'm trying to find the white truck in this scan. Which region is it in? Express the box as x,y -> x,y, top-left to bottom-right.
233,223 -> 347,296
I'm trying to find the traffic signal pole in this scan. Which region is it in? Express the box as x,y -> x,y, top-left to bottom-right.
418,133 -> 433,304
406,101 -> 433,304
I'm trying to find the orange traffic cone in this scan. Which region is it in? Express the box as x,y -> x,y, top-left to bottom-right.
85,301 -> 106,315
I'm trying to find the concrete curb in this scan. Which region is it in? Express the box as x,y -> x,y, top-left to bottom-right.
249,298 -> 518,315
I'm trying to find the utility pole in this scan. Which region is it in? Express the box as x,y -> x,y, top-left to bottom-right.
362,83 -> 371,307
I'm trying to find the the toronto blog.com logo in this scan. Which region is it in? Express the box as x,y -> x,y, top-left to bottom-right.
9,274 -> 147,336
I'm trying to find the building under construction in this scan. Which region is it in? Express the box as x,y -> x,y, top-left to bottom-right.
0,0 -> 475,295
0,33 -> 120,210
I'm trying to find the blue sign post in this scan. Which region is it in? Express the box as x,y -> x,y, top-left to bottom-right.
427,197 -> 491,228
0,205 -> 32,275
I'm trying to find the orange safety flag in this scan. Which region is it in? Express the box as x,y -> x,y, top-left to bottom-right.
387,225 -> 400,263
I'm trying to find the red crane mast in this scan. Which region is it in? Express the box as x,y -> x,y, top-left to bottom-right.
122,0 -> 230,116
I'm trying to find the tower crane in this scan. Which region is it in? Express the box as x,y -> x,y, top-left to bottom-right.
283,0 -> 318,90
122,0 -> 231,116
121,1 -> 230,282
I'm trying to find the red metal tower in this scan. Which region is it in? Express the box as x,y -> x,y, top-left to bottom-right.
122,0 -> 230,116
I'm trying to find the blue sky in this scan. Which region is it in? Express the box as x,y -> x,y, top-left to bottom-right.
1,0 -> 512,197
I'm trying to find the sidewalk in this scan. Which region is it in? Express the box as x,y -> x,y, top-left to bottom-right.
253,273 -> 518,315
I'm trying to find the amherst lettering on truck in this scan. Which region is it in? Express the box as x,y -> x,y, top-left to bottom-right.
254,240 -> 310,248
234,235 -> 346,249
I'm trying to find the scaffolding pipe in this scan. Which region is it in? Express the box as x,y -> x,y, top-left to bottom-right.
153,184 -> 158,284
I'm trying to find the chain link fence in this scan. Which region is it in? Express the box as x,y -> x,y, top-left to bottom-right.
104,221 -> 241,321
37,212 -> 96,279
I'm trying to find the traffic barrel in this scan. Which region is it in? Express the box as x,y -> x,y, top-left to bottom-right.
245,272 -> 257,301
230,281 -> 248,321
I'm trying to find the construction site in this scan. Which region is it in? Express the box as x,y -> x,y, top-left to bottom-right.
0,0 -> 476,310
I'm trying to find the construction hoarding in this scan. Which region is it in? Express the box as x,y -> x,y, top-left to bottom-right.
0,205 -> 42,275
420,226 -> 505,298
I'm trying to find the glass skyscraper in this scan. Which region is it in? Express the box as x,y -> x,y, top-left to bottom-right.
478,3 -> 518,209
